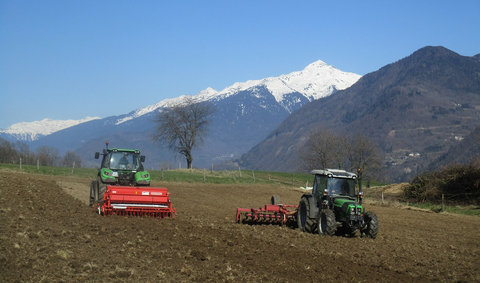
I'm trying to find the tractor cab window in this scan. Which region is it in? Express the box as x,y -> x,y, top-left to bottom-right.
313,175 -> 328,199
327,178 -> 355,197
108,152 -> 140,170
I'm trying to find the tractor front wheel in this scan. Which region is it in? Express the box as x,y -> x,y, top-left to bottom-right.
362,212 -> 378,239
318,209 -> 336,236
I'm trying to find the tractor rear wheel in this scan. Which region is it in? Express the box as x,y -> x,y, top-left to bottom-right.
96,178 -> 106,206
89,181 -> 98,207
318,209 -> 336,236
297,197 -> 315,233
363,212 -> 378,239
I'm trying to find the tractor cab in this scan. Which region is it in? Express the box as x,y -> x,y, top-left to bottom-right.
94,142 -> 150,186
99,150 -> 145,171
312,169 -> 358,204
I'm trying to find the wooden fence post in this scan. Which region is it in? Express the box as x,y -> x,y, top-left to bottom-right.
441,194 -> 445,212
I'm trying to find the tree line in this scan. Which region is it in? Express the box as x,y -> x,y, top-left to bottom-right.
0,137 -> 82,168
298,128 -> 383,181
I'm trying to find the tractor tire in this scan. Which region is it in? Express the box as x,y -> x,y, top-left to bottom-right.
271,195 -> 281,205
96,178 -> 106,206
89,181 -> 97,207
363,212 -> 378,239
297,196 -> 316,233
318,209 -> 337,236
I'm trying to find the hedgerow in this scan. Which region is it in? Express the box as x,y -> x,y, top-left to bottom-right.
404,163 -> 480,204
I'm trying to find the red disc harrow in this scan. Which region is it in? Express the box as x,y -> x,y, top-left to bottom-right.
236,200 -> 298,225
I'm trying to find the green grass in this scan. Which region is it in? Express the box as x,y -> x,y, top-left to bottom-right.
0,162 -> 383,187
0,163 -> 385,187
150,169 -> 312,186
0,163 -> 311,186
407,202 -> 480,216
0,163 -> 96,178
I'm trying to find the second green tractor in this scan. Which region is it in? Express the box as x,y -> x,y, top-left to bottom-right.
297,169 -> 378,238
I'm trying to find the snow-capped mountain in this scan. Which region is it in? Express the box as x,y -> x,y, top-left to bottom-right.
239,46 -> 480,181
211,60 -> 359,102
0,117 -> 100,142
10,59 -> 360,169
116,60 -> 360,125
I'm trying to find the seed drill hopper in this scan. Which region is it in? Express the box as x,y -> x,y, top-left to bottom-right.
89,142 -> 175,218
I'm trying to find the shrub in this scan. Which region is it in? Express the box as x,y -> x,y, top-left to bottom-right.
404,163 -> 480,204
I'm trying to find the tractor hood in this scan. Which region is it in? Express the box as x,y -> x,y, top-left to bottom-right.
333,197 -> 363,214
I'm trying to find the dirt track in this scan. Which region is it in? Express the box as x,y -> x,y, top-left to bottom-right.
1,171 -> 479,282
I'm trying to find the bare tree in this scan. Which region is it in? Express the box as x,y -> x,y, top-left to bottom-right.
299,129 -> 382,180
154,97 -> 215,169
61,151 -> 82,168
37,146 -> 59,166
345,134 -> 382,180
0,137 -> 18,163
16,141 -> 36,164
299,129 -> 348,170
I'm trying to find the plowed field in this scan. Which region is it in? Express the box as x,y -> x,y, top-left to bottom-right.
1,171 -> 479,282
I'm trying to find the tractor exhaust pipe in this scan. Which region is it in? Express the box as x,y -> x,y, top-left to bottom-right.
357,168 -> 363,205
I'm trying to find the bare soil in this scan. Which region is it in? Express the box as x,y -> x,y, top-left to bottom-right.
1,171 -> 479,282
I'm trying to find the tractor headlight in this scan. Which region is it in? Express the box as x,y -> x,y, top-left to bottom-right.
142,173 -> 149,178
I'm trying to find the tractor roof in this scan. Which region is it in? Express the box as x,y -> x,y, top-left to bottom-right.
108,148 -> 141,154
311,169 -> 357,179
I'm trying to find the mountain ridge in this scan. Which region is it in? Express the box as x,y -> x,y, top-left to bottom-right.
115,59 -> 360,125
14,59 -> 361,169
0,117 -> 100,142
239,46 -> 480,181
2,60 -> 360,141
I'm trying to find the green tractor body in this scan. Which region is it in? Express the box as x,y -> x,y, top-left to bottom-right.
95,148 -> 150,187
297,169 -> 378,238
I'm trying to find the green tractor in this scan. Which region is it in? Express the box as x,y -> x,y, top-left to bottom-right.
297,169 -> 378,238
89,142 -> 152,207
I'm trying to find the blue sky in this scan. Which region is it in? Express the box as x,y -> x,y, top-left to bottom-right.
1,0 -> 479,129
